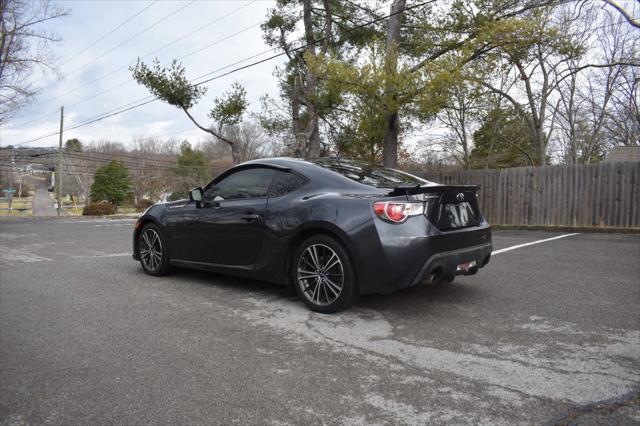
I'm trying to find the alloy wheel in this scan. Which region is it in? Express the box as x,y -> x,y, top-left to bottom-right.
297,243 -> 344,306
140,228 -> 163,272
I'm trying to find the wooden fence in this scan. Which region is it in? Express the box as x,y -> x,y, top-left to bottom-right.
419,161 -> 640,228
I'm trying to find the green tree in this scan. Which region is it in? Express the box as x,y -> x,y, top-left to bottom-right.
303,0 -> 568,166
64,138 -> 82,152
260,0 -> 382,158
131,59 -> 248,164
90,161 -> 132,211
170,141 -> 208,200
470,107 -> 537,169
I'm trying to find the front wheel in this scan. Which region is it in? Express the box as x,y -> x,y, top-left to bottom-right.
292,235 -> 358,314
138,224 -> 171,276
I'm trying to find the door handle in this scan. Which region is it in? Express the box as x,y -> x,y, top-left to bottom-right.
240,213 -> 260,221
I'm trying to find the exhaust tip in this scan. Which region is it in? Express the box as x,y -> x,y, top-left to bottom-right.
428,267 -> 443,284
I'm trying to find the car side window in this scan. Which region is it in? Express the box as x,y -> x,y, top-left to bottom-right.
268,171 -> 307,197
204,168 -> 276,202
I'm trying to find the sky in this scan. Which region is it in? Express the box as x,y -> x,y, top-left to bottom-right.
1,0 -> 637,151
1,0 -> 287,148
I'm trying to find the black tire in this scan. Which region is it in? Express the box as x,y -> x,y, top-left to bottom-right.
138,223 -> 171,276
292,235 -> 358,314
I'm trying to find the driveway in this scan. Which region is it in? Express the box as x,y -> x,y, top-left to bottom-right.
31,178 -> 57,216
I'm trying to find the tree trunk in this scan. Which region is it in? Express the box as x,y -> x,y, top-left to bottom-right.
535,125 -> 546,166
292,74 -> 305,157
382,0 -> 405,168
302,0 -> 321,159
230,141 -> 240,165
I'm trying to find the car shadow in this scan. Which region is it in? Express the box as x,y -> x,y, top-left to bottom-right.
358,280 -> 486,313
139,265 -> 487,314
160,266 -> 297,300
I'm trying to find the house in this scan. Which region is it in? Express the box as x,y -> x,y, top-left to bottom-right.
605,146 -> 640,162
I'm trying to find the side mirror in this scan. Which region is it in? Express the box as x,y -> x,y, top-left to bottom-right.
189,187 -> 203,206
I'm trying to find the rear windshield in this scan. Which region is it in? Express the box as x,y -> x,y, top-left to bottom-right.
312,158 -> 429,188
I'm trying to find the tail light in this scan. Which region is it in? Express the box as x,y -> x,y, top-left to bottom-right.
373,201 -> 424,223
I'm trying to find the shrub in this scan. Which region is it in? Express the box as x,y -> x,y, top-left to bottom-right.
82,203 -> 114,216
135,198 -> 154,212
90,161 -> 132,210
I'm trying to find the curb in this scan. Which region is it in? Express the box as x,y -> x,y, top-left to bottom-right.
0,214 -> 140,221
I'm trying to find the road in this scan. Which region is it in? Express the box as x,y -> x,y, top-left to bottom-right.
31,178 -> 57,217
0,218 -> 638,425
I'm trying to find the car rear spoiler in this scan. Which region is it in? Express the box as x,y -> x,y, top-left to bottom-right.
388,184 -> 479,197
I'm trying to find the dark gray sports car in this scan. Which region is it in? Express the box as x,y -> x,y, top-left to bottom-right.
133,157 -> 492,313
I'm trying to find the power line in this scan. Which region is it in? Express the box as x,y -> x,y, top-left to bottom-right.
21,1 -> 159,114
61,156 -> 177,172
9,2 -> 630,134
7,0 -> 513,149
60,1 -> 160,68
51,21 -> 264,113
9,109 -> 61,130
36,1 -> 259,108
60,151 -> 177,166
35,0 -> 197,97
8,97 -> 158,147
1,157 -> 176,173
6,150 -> 178,166
176,22 -> 262,63
9,0 -> 391,129
1,157 -> 175,172
6,44 -> 285,147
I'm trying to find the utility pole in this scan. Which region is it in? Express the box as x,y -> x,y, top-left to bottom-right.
57,106 -> 64,216
8,152 -> 14,212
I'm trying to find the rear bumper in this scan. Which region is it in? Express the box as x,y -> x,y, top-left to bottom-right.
409,242 -> 492,287
349,216 -> 492,294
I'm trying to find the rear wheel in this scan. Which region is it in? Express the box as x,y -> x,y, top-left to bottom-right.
292,235 -> 357,313
139,224 -> 171,276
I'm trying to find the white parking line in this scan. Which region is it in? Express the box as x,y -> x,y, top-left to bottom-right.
71,253 -> 130,259
61,219 -> 136,224
492,233 -> 580,255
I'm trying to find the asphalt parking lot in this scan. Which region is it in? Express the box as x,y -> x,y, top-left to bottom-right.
1,217 -> 638,425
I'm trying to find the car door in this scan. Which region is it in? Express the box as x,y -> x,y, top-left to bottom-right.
191,167 -> 277,266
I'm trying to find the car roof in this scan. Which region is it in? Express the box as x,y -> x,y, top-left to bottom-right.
242,157 -> 317,170
240,157 -> 335,177
239,157 -> 377,190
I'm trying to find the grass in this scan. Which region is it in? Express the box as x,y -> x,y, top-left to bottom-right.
0,197 -> 33,216
117,207 -> 139,214
62,204 -> 139,216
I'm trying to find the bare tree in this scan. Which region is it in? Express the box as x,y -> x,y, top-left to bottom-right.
599,0 -> 640,29
0,0 -> 68,122
202,119 -> 282,167
604,65 -> 639,146
435,82 -> 484,169
129,136 -> 174,203
553,8 -> 638,162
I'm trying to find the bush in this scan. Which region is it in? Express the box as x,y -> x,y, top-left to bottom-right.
135,198 -> 154,212
82,203 -> 114,216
